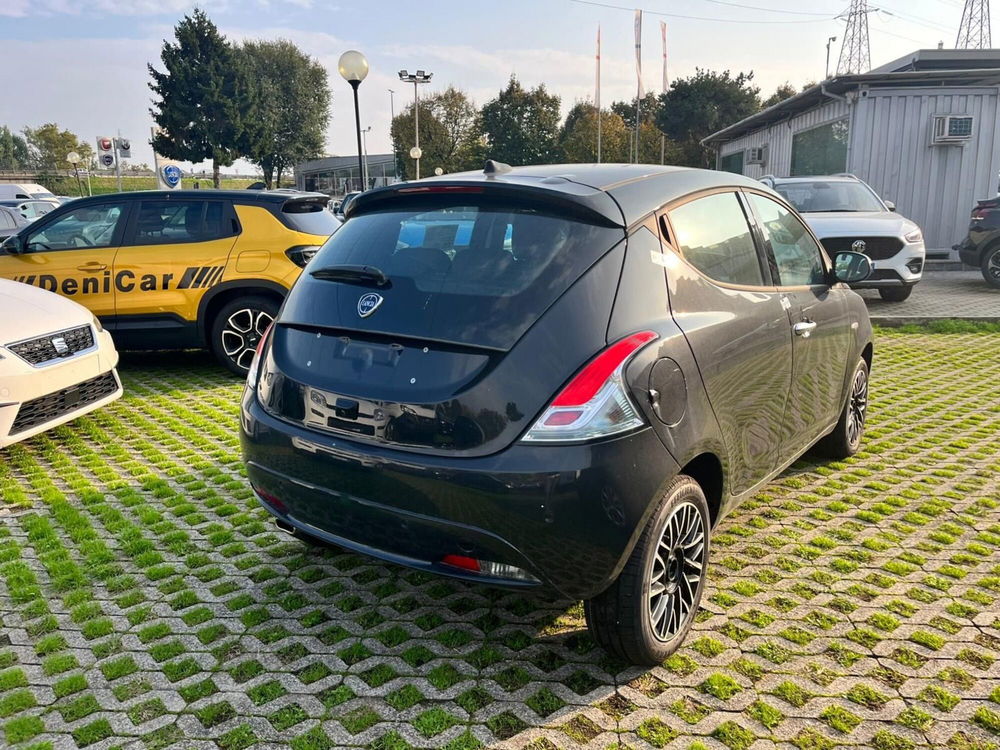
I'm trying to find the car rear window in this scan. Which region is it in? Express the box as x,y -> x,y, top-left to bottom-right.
281,199 -> 340,236
286,198 -> 624,350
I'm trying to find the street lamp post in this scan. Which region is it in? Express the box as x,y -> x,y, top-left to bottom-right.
398,69 -> 432,179
361,126 -> 372,188
339,50 -> 370,193
66,151 -> 84,197
825,36 -> 838,80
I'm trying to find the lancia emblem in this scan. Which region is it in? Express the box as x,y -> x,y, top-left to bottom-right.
357,293 -> 383,318
852,239 -> 867,254
51,336 -> 69,355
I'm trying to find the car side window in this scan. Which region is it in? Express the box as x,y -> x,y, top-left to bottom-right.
748,193 -> 827,287
0,212 -> 13,230
25,203 -> 127,252
132,200 -> 231,246
667,192 -> 765,286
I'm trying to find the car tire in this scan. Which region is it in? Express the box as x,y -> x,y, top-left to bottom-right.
878,286 -> 913,302
981,244 -> 1000,288
813,358 -> 869,459
584,475 -> 710,666
210,295 -> 279,377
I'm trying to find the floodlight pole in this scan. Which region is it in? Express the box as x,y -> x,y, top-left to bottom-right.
399,70 -> 433,179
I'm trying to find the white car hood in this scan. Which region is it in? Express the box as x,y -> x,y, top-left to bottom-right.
802,211 -> 919,239
0,278 -> 93,341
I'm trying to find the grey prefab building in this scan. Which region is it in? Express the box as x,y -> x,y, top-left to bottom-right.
702,50 -> 1000,259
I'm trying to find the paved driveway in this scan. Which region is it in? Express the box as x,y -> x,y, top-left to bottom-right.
861,271 -> 1000,323
1,331 -> 998,749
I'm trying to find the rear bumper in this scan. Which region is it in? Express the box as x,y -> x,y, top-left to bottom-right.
240,392 -> 679,600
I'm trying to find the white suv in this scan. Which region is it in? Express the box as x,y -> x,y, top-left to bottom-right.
761,175 -> 924,302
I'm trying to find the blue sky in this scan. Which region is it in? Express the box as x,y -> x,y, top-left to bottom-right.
0,0 -> 979,174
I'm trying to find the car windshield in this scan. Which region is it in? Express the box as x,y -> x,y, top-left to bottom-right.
30,192 -> 56,200
774,181 -> 885,213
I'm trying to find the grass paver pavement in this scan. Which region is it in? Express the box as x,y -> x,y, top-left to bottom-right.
0,329 -> 998,748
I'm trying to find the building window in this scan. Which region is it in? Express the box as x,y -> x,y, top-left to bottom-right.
791,119 -> 848,176
719,151 -> 744,175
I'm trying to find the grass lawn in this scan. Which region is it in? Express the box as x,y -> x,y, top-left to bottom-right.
1,329 -> 998,748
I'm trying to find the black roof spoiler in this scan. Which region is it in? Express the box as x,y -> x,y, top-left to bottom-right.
347,178 -> 625,228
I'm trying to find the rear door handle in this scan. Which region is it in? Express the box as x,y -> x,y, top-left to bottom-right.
77,262 -> 107,272
793,320 -> 817,338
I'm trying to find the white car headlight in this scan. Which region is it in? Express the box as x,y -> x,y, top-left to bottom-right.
904,229 -> 923,244
92,315 -> 104,333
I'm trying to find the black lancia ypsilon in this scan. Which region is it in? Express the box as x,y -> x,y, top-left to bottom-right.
240,163 -> 874,664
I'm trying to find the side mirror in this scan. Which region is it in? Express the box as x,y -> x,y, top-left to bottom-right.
1,234 -> 24,255
884,200 -> 896,212
832,251 -> 872,284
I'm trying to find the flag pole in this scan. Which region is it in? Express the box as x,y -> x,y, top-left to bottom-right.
660,21 -> 668,165
596,25 -> 602,163
634,10 -> 643,164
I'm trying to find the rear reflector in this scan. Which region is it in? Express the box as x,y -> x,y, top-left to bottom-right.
253,484 -> 287,515
441,554 -> 480,572
440,555 -> 539,582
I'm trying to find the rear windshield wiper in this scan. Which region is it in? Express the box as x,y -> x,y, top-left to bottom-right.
310,264 -> 389,286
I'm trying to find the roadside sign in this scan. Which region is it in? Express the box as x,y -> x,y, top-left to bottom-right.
99,154 -> 115,168
116,138 -> 131,159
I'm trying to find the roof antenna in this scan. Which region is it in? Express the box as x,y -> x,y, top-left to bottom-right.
483,160 -> 513,177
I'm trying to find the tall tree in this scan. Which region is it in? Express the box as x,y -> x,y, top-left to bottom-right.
610,92 -> 661,129
391,87 -> 484,179
559,103 -> 630,163
0,126 -> 30,171
657,69 -> 760,168
762,82 -> 798,109
148,9 -> 251,187
480,77 -> 561,166
391,101 -> 451,181
241,39 -> 330,189
21,123 -> 92,170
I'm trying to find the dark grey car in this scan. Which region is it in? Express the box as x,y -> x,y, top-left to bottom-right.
0,205 -> 29,239
240,163 -> 874,664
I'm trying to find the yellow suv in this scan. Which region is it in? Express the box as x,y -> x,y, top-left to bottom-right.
0,190 -> 338,374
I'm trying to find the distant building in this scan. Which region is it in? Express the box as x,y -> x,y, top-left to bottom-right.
702,49 -> 1000,259
294,153 -> 398,195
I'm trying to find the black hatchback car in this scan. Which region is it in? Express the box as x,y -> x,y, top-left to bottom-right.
240,163 -> 874,664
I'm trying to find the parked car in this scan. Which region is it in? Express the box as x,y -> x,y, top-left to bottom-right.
761,174 -> 924,302
0,278 -> 123,448
0,190 -> 339,375
955,197 -> 1000,288
0,206 -> 28,239
0,183 -> 60,206
0,199 -> 57,223
334,191 -> 361,220
240,162 -> 874,665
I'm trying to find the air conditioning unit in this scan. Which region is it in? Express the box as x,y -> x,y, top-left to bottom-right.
931,115 -> 974,145
747,146 -> 767,165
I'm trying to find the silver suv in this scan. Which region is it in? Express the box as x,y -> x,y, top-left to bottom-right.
761,174 -> 924,302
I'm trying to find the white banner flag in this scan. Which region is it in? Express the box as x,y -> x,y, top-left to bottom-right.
661,21 -> 669,92
634,9 -> 644,98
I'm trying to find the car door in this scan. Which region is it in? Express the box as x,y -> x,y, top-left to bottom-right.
744,191 -> 852,451
0,200 -> 130,318
113,198 -> 239,329
662,190 -> 793,495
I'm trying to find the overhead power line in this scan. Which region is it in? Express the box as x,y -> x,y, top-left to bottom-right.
567,0 -> 830,24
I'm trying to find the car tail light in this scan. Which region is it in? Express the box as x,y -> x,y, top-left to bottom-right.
246,323 -> 273,386
285,245 -> 321,268
521,331 -> 658,443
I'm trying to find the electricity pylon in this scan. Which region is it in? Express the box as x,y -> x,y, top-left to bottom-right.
956,0 -> 991,49
837,0 -> 872,75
